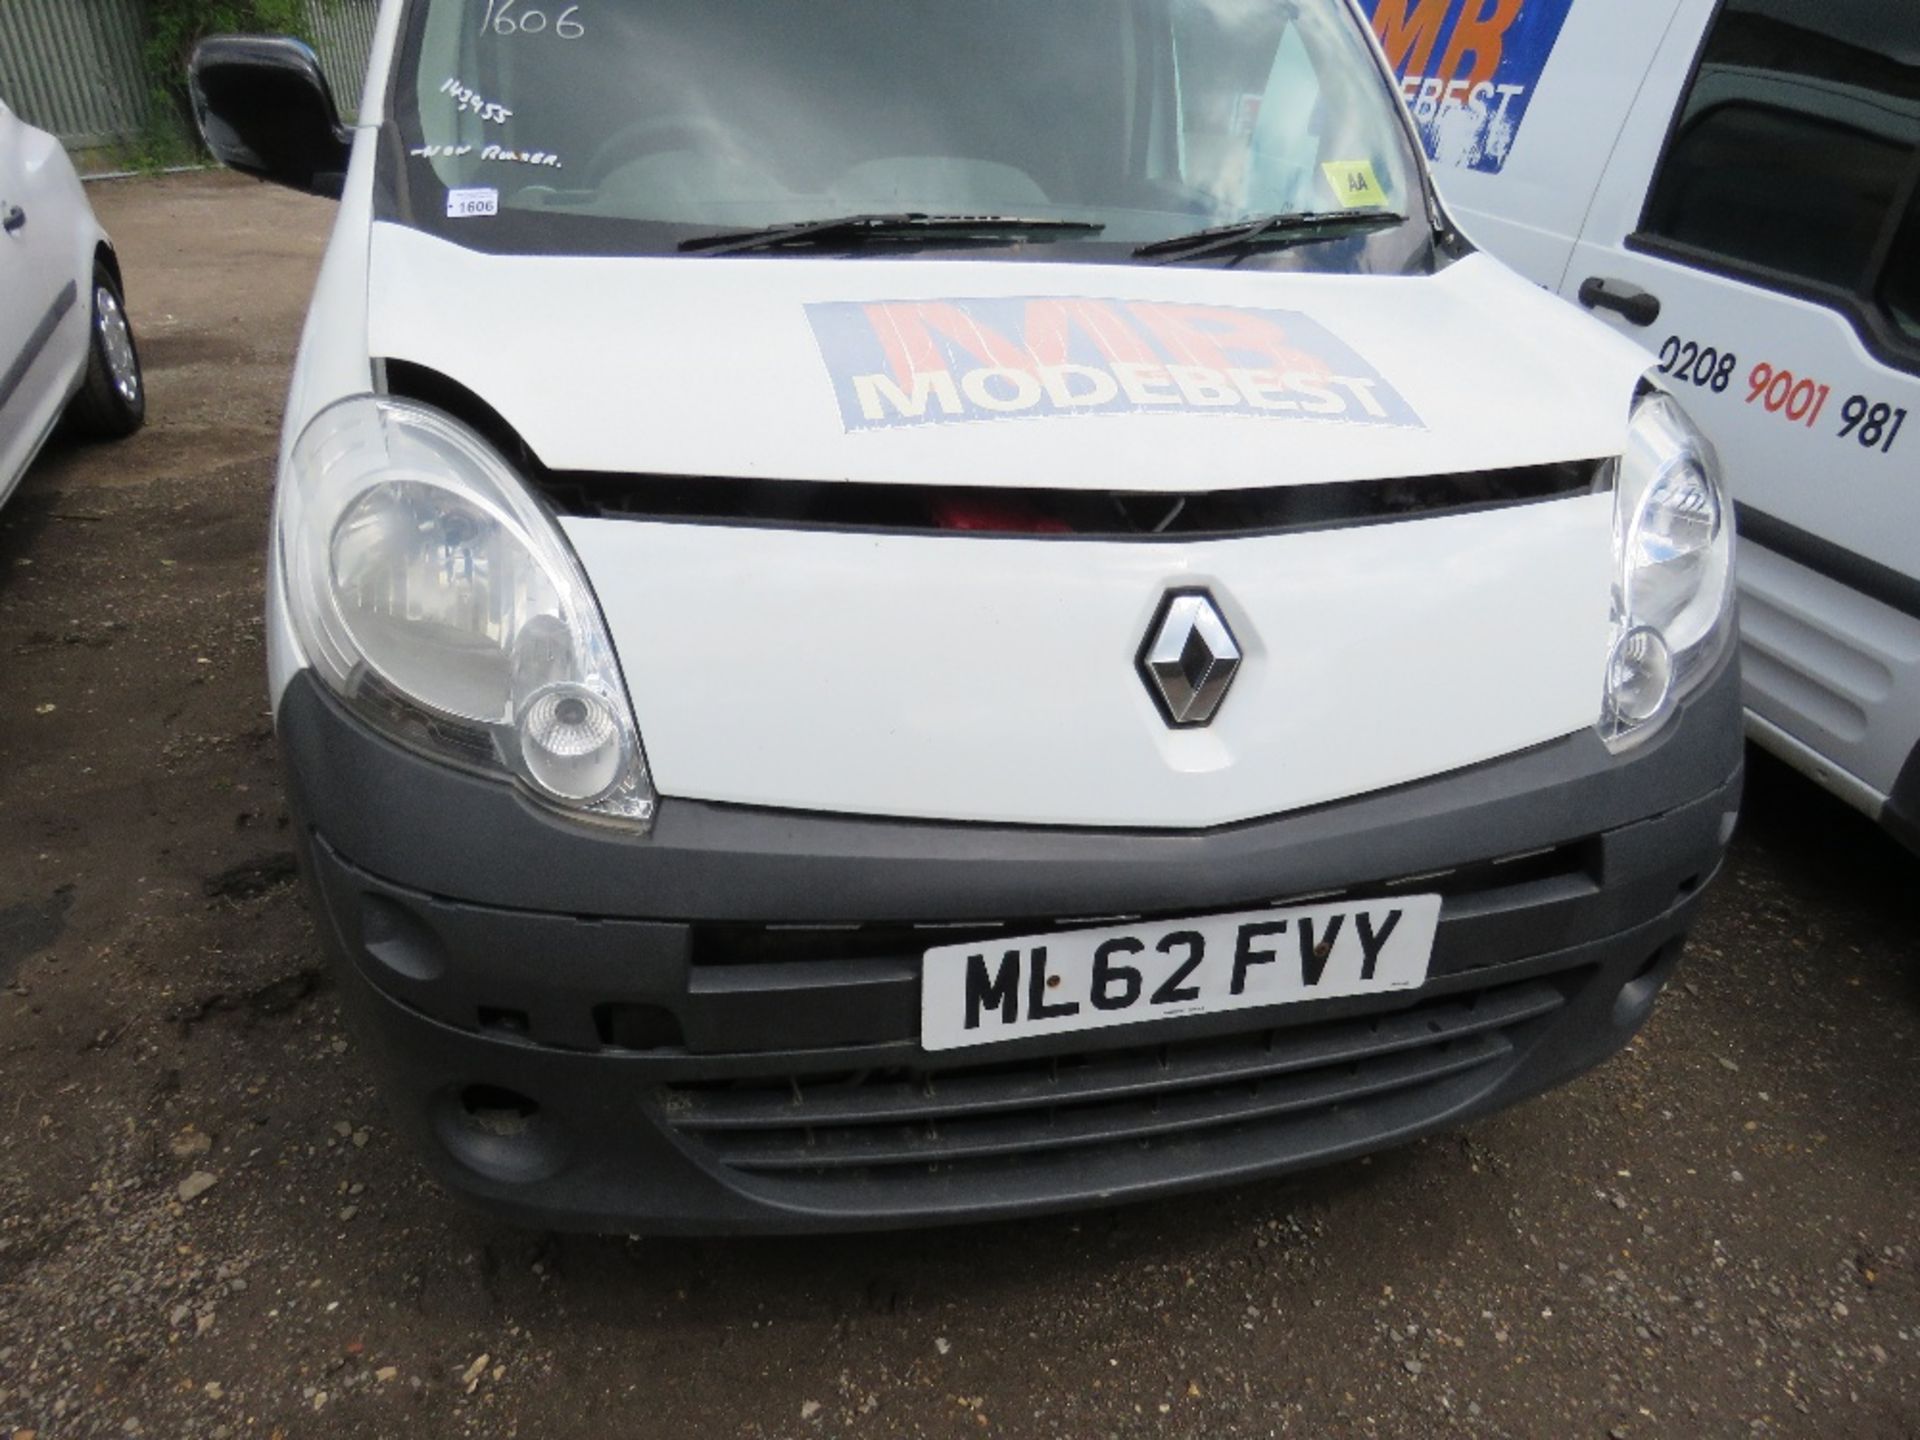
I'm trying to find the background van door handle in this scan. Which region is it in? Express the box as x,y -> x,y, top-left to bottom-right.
1578,276 -> 1661,327
1,204 -> 26,235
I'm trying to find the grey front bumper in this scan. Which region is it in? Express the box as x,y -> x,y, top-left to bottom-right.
282,651 -> 1743,1233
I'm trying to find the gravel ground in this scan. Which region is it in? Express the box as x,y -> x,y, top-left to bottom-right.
1,171 -> 1916,1440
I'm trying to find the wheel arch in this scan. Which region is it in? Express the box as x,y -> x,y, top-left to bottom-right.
92,240 -> 124,296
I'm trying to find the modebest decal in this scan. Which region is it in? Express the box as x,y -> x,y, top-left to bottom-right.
1360,0 -> 1576,174
806,298 -> 1422,433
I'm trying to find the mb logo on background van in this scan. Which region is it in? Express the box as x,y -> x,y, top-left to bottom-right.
187,0 -> 1739,1233
1362,0 -> 1579,173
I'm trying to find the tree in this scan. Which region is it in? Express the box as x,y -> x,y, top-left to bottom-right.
142,0 -> 314,144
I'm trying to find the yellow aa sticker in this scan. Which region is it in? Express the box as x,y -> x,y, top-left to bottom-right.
1322,159 -> 1387,209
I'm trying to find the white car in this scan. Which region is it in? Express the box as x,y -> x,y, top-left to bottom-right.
0,97 -> 146,504
190,0 -> 1742,1234
1357,0 -> 1920,851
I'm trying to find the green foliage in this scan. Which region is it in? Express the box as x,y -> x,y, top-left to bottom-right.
139,0 -> 318,162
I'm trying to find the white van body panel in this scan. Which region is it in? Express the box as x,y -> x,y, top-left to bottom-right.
361,224 -> 1648,488
1737,542 -> 1920,812
570,495 -> 1614,827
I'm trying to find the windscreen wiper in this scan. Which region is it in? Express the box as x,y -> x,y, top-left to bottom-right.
678,213 -> 1105,256
1133,207 -> 1406,264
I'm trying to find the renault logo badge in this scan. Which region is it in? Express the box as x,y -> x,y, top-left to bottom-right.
1139,590 -> 1242,728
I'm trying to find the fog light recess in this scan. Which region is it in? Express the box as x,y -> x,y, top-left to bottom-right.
1611,942 -> 1682,1030
431,1083 -> 568,1184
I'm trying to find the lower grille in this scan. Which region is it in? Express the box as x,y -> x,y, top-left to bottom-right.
658,976 -> 1569,1188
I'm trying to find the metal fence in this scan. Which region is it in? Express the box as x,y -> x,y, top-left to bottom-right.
0,0 -> 381,160
0,0 -> 152,151
307,0 -> 380,116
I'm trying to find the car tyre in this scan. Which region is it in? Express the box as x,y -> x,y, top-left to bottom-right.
66,262 -> 146,440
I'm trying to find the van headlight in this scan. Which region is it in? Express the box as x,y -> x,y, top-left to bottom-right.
1599,389 -> 1735,752
279,396 -> 655,826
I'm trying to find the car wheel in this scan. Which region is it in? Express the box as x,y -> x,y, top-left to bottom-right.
66,262 -> 146,440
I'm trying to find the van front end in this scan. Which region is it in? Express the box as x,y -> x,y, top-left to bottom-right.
270,297 -> 1743,1230
210,0 -> 1744,1231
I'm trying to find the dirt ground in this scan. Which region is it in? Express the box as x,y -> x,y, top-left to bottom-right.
1,171 -> 1916,1440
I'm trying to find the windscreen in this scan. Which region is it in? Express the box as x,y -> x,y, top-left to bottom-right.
393,0 -> 1425,253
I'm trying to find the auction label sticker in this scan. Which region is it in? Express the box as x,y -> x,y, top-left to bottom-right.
806,297 -> 1423,433
446,187 -> 499,219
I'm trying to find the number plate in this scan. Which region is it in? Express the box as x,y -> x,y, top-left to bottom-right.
921,895 -> 1441,1052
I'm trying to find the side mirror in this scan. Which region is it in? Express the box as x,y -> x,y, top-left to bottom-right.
188,37 -> 353,199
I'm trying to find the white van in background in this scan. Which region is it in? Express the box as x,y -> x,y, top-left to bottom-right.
1358,0 -> 1920,851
